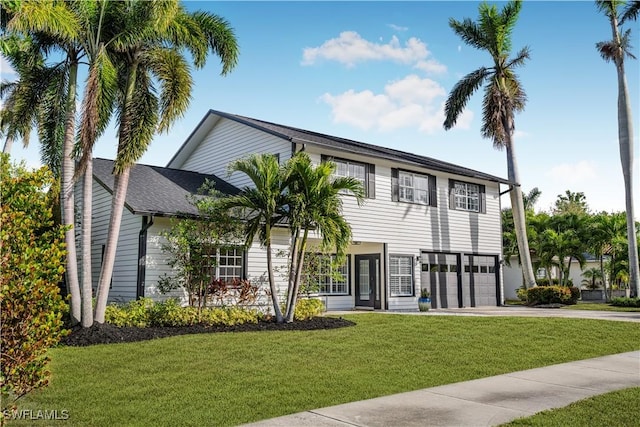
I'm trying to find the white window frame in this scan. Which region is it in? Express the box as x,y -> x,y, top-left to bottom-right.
389,255 -> 414,297
202,247 -> 244,282
333,158 -> 367,192
453,181 -> 480,212
316,255 -> 349,296
398,171 -> 430,205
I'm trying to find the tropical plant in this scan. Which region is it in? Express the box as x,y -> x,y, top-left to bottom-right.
444,0 -> 536,289
0,155 -> 68,407
581,267 -> 604,289
553,190 -> 589,215
595,0 -> 639,298
283,153 -> 364,322
94,0 -> 238,323
221,154 -> 288,322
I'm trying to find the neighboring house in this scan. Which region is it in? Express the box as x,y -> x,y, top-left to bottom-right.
86,109 -> 512,311
503,254 -> 610,300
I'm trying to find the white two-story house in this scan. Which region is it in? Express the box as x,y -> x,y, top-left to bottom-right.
88,109 -> 511,311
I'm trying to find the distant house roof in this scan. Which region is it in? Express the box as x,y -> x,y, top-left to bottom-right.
93,158 -> 240,217
169,109 -> 511,185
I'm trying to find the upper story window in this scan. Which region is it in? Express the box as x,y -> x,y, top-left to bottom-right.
449,180 -> 486,213
322,155 -> 375,198
391,169 -> 437,207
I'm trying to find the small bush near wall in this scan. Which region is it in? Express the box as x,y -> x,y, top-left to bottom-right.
294,299 -> 325,321
105,298 -> 262,327
611,297 -> 640,308
525,286 -> 579,306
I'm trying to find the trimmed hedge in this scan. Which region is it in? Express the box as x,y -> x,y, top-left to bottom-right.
294,298 -> 325,320
525,286 -> 580,306
611,297 -> 640,308
105,298 -> 262,327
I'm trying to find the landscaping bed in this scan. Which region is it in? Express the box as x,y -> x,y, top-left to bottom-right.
62,316 -> 355,347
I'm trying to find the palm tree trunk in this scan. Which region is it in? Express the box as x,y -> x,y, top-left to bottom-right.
62,60 -> 81,325
2,137 -> 13,154
94,167 -> 130,323
285,229 -> 309,322
615,60 -> 639,298
81,159 -> 94,327
505,133 -> 536,289
265,224 -> 284,323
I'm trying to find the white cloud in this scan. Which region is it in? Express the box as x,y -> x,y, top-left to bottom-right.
388,24 -> 408,32
320,75 -> 473,134
302,31 -> 429,67
546,160 -> 598,185
414,59 -> 447,74
0,55 -> 16,77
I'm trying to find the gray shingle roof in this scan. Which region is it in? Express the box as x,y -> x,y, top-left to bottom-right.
93,158 -> 239,217
207,110 -> 511,184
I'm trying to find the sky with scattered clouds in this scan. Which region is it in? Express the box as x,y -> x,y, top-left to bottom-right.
2,1 -> 639,214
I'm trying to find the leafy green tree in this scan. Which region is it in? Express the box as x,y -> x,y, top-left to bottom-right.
158,182 -> 244,311
581,267 -> 604,289
444,0 -> 536,289
283,153 -> 363,322
0,154 -> 68,408
595,0 -> 639,298
94,0 -> 238,323
553,190 -> 589,215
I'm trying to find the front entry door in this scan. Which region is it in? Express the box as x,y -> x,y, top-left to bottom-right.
355,254 -> 380,309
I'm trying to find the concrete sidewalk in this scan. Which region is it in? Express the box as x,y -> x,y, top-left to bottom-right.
245,351 -> 640,426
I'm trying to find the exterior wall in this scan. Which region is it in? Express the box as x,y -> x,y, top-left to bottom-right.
176,118 -> 292,189
88,182 -> 140,302
304,147 -> 504,309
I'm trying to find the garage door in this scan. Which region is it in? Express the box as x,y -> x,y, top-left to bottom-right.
462,255 -> 499,307
421,252 -> 499,309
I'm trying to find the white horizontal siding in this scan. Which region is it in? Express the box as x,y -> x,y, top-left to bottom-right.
180,118 -> 291,189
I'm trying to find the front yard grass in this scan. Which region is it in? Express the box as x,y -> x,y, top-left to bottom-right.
503,387 -> 640,426
8,314 -> 640,426
562,302 -> 640,312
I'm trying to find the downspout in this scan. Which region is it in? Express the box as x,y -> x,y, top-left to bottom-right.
136,215 -> 154,299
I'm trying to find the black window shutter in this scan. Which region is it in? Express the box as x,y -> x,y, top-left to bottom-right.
429,175 -> 437,207
391,169 -> 399,202
479,184 -> 486,214
448,180 -> 456,210
321,154 -> 329,163
367,164 -> 375,199
242,248 -> 248,280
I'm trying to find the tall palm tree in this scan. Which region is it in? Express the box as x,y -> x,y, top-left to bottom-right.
94,1 -> 238,323
283,153 -> 364,322
443,0 -> 536,289
595,0 -> 639,298
221,154 -> 288,323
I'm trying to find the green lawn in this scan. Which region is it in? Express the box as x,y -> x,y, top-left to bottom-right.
562,302 -> 640,312
502,387 -> 640,426
8,314 -> 640,426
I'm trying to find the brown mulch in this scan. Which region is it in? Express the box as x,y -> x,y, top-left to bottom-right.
61,316 -> 355,347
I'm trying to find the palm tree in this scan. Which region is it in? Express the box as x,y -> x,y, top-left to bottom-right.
94,0 -> 238,323
221,154 -> 288,323
595,0 -> 639,298
283,153 -> 364,322
443,0 -> 536,289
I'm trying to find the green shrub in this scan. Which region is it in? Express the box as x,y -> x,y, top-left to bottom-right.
0,156 -> 69,403
526,286 -> 579,305
294,298 -> 325,320
104,298 -> 154,327
149,299 -> 199,326
610,297 -> 640,308
516,287 -> 528,301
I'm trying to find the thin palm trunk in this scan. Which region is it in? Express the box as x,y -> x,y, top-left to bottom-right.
505,134 -> 536,289
265,224 -> 284,323
81,159 -> 93,327
615,61 -> 639,298
2,137 -> 13,154
285,229 -> 309,322
62,60 -> 81,324
94,168 -> 129,322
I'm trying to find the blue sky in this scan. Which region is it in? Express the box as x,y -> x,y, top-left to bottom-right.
3,1 -> 639,214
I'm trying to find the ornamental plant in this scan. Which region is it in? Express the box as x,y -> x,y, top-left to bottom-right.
0,155 -> 68,408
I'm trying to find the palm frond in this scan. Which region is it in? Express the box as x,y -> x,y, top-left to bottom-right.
621,1 -> 640,24
443,67 -> 488,129
448,17 -> 488,51
190,10 -> 239,74
7,1 -> 79,44
596,40 -> 618,62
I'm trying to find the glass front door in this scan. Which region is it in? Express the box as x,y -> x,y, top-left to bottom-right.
355,254 -> 379,308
